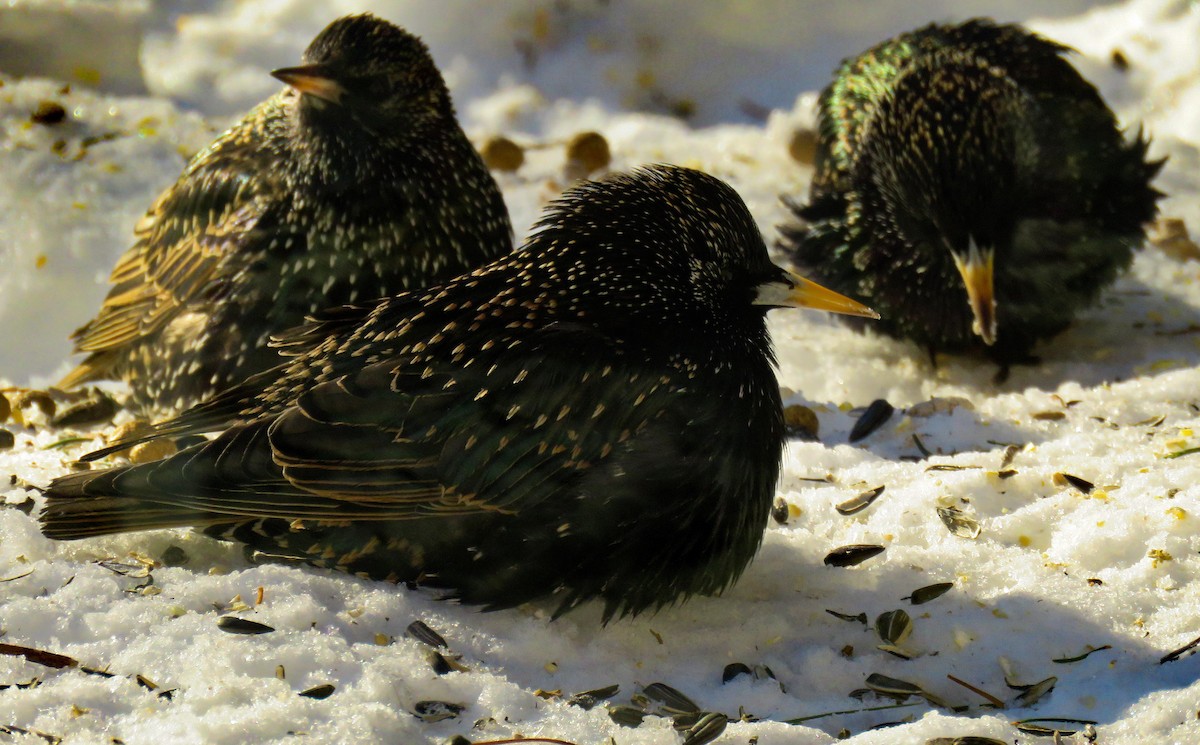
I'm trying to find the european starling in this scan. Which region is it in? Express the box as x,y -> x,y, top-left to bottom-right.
58,13 -> 512,413
780,19 -> 1163,364
41,165 -> 877,621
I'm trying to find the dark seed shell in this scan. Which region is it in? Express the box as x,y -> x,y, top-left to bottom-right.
216,616 -> 274,635
1012,676 -> 1057,707
680,712 -> 728,745
15,391 -> 55,419
50,394 -> 119,427
405,620 -> 448,648
784,403 -> 820,440
565,131 -> 611,176
480,135 -> 524,172
0,394 -> 10,422
875,609 -> 913,645
837,485 -> 884,515
0,429 -> 14,451
1052,472 -> 1095,494
643,682 -> 700,714
31,101 -> 66,125
412,700 -> 465,723
299,683 -> 335,699
824,544 -> 885,567
927,738 -> 1008,745
999,444 -> 1021,469
568,683 -> 619,710
770,497 -> 789,525
826,609 -> 868,624
937,506 -> 981,539
722,662 -> 753,683
608,704 -> 648,727
159,545 -> 188,567
849,399 -> 894,442
877,644 -> 915,660
906,582 -> 954,605
864,673 -> 923,698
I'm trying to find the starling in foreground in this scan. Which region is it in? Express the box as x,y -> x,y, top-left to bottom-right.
41,165 -> 877,621
780,19 -> 1163,364
58,13 -> 512,414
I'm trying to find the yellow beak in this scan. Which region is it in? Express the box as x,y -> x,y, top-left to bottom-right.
754,269 -> 880,319
271,64 -> 346,104
951,240 -> 997,346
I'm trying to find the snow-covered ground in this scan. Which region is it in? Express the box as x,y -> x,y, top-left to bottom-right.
3,1 -> 1200,743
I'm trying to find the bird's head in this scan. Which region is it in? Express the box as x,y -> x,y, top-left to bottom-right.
272,14 -> 453,143
866,51 -> 1026,346
524,166 -> 877,350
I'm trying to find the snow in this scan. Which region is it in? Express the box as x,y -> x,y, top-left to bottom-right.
3,1 -> 1200,743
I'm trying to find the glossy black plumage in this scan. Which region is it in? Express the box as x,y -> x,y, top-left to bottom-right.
780,19 -> 1163,363
41,166 -> 875,622
59,14 -> 512,413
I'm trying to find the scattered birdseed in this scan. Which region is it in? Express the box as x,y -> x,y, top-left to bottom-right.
836,485 -> 884,515
849,399 -> 894,442
299,683 -> 335,699
215,616 -> 274,635
1053,472 -> 1095,494
642,682 -> 700,714
1032,411 -> 1066,421
783,403 -> 819,440
875,609 -> 913,645
722,662 -> 753,683
564,131 -> 611,179
824,544 -> 885,567
906,582 -> 953,605
128,439 -> 177,464
770,497 -> 790,525
480,135 -> 524,172
0,430 -> 13,451
404,620 -> 447,648
568,684 -> 620,710
31,101 -> 67,125
679,711 -> 727,745
14,391 -> 56,420
1111,48 -> 1130,70
926,738 -> 1006,745
787,128 -> 818,166
608,704 -> 648,727
411,700 -> 465,723
907,397 -> 974,417
50,393 -> 118,428
937,506 -> 981,539
1012,676 -> 1057,707
159,546 -> 188,567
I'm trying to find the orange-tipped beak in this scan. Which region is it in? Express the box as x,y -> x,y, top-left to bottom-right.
755,269 -> 880,319
951,240 -> 997,345
271,64 -> 346,104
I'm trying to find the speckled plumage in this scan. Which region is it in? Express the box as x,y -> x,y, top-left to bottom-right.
781,19 -> 1163,363
41,166 -> 874,621
59,14 -> 512,413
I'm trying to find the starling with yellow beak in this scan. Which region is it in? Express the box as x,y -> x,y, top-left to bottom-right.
42,166 -> 876,622
781,19 -> 1162,365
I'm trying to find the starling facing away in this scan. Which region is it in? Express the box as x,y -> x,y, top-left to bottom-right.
780,19 -> 1163,365
41,165 -> 877,621
58,13 -> 512,414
